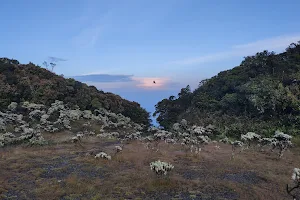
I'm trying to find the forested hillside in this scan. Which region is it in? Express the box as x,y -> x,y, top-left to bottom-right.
154,42 -> 300,137
0,58 -> 151,126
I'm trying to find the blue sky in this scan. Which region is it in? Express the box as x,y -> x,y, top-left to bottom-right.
1,0 -> 300,124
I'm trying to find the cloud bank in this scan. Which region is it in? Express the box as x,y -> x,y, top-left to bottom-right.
72,74 -> 182,91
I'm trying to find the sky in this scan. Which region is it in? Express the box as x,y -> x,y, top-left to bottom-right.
1,0 -> 300,125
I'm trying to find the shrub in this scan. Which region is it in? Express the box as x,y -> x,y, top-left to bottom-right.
150,160 -> 174,176
95,152 -> 111,160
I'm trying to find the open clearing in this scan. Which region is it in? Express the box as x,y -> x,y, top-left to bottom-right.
0,134 -> 300,200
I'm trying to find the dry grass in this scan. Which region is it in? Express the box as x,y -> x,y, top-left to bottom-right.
0,135 -> 299,200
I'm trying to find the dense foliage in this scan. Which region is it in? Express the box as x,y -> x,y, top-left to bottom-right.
154,42 -> 300,137
0,58 -> 151,126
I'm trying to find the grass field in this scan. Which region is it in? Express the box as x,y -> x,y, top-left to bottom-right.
0,133 -> 299,200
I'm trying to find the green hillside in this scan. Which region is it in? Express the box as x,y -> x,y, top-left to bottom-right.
154,42 -> 300,137
0,58 -> 151,126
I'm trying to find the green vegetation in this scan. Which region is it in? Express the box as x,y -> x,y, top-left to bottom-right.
154,42 -> 300,137
0,58 -> 151,127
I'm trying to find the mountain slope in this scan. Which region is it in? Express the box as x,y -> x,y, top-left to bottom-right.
0,58 -> 151,126
154,42 -> 300,136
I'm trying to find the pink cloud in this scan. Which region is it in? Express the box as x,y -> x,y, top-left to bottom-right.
131,77 -> 172,90
84,76 -> 177,91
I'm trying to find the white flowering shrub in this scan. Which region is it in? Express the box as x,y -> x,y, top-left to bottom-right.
219,137 -> 230,144
47,100 -> 65,115
125,132 -> 141,140
190,125 -> 206,135
259,137 -> 276,146
71,136 -> 80,143
107,121 -> 117,129
7,102 -> 18,111
66,109 -> 82,120
172,123 -> 181,132
147,126 -> 160,133
273,131 -> 292,141
22,102 -> 45,110
205,124 -> 215,134
241,132 -> 261,148
292,168 -> 300,182
0,132 -> 16,146
86,131 -> 95,136
0,125 -> 47,147
0,118 -> 6,131
40,114 -> 49,125
0,112 -> 24,128
179,132 -> 190,137
62,118 -> 71,129
95,152 -> 111,160
197,135 -> 211,144
82,110 -> 93,119
144,136 -> 154,142
150,160 -> 174,176
231,140 -> 244,147
271,131 -> 293,158
190,145 -> 201,154
231,140 -> 244,158
180,119 -> 188,128
164,138 -> 176,144
133,123 -> 144,131
29,110 -> 46,120
154,131 -> 167,140
71,133 -> 84,143
115,145 -> 123,152
29,135 -> 47,146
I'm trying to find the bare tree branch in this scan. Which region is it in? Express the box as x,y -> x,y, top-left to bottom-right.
286,183 -> 300,200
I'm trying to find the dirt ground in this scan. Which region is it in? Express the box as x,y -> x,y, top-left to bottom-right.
0,133 -> 300,200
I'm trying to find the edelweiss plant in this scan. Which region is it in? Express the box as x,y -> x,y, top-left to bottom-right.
271,131 -> 293,158
286,168 -> 300,200
95,152 -> 112,160
150,160 -> 174,176
115,145 -> 123,152
241,132 -> 261,148
219,137 -> 230,144
197,135 -> 211,144
190,144 -> 201,154
258,137 -> 277,151
231,140 -> 244,158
